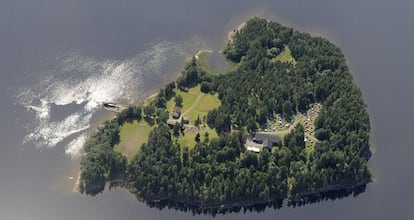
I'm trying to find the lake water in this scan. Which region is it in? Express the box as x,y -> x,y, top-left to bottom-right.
1,0 -> 414,219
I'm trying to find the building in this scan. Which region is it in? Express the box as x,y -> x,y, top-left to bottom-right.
253,132 -> 281,149
246,146 -> 261,153
172,107 -> 182,119
167,119 -> 178,127
179,86 -> 189,92
182,116 -> 189,124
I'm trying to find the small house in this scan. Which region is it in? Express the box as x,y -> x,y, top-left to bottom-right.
182,116 -> 189,124
179,86 -> 189,92
172,107 -> 182,119
167,119 -> 177,127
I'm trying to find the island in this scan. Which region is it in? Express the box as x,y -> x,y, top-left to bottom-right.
79,17 -> 371,213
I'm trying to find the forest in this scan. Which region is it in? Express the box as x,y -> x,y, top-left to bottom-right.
79,17 -> 371,210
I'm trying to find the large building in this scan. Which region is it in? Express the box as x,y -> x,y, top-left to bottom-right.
250,132 -> 281,150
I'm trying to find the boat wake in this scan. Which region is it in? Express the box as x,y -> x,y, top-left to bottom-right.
16,41 -> 184,158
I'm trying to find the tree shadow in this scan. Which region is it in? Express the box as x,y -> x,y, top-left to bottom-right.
287,184 -> 367,208
144,117 -> 155,126
123,183 -> 367,216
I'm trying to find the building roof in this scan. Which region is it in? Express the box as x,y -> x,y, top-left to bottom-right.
167,119 -> 177,126
262,139 -> 271,149
246,146 -> 261,153
254,132 -> 281,148
173,107 -> 182,114
179,86 -> 189,92
255,132 -> 281,143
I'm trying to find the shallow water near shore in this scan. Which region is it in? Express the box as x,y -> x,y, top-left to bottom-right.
202,52 -> 229,73
1,0 -> 414,219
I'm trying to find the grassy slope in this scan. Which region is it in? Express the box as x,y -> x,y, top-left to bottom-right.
114,120 -> 153,160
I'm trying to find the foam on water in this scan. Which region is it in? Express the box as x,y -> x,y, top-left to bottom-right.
65,134 -> 87,159
16,41 -> 183,158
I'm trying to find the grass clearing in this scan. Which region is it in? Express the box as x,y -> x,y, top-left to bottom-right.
167,85 -> 221,149
274,45 -> 297,65
166,88 -> 199,114
114,120 -> 153,160
175,126 -> 219,149
167,85 -> 221,123
185,93 -> 221,122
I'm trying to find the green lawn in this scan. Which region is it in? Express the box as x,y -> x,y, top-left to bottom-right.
166,87 -> 200,114
166,85 -> 221,149
274,45 -> 297,65
175,126 -> 218,149
185,93 -> 221,122
114,120 -> 153,160
167,85 -> 221,123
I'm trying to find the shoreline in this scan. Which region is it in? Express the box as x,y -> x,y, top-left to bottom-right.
111,179 -> 369,212
227,21 -> 246,42
195,49 -> 213,59
71,91 -> 162,193
72,48 -> 202,193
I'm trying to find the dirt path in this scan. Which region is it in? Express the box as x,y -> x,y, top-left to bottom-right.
181,93 -> 204,117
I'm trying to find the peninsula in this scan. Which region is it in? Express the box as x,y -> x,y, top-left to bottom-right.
79,17 -> 371,212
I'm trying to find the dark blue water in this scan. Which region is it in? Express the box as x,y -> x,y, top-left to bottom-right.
1,0 -> 413,219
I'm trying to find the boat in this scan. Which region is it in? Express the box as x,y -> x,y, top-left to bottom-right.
103,102 -> 119,112
103,102 -> 117,108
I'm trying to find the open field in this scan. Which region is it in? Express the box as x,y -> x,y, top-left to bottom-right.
273,45 -> 297,65
166,87 -> 200,114
184,92 -> 221,122
114,120 -> 153,160
167,85 -> 221,123
175,125 -> 218,149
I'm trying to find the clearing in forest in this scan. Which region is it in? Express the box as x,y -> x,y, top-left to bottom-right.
273,45 -> 297,65
166,85 -> 221,123
114,120 -> 153,160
